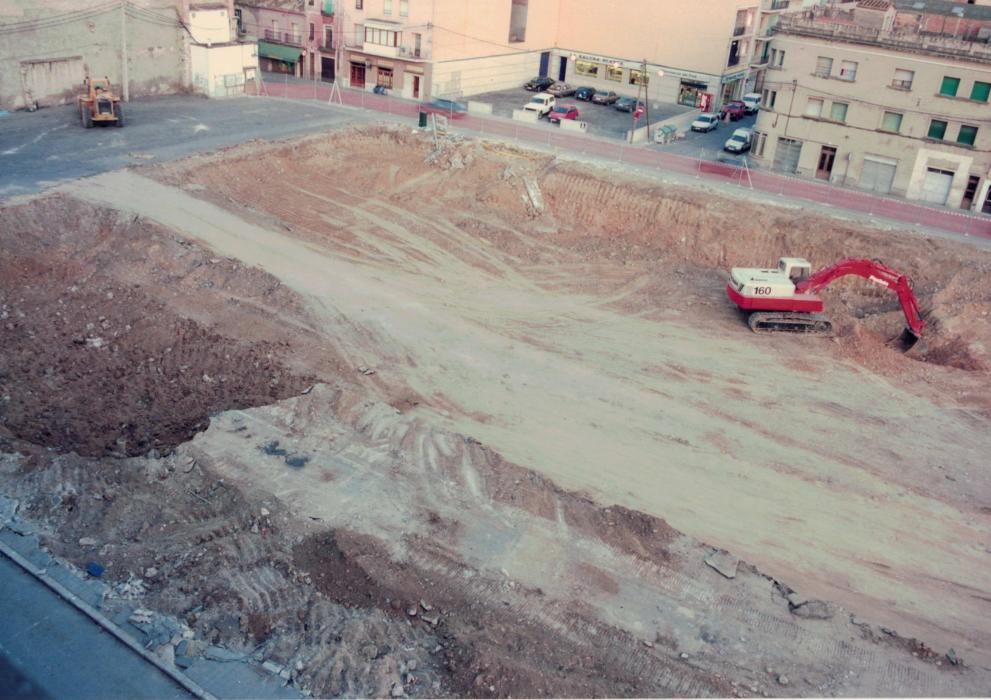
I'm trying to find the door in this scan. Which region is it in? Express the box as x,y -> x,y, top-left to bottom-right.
309,53 -> 315,79
920,168 -> 954,205
538,51 -> 550,77
772,137 -> 802,174
860,157 -> 896,194
350,62 -> 365,88
412,75 -> 420,99
558,56 -> 567,82
321,57 -> 335,82
816,146 -> 836,181
960,175 -> 980,210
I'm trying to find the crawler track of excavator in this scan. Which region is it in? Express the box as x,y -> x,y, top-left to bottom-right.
747,312 -> 833,335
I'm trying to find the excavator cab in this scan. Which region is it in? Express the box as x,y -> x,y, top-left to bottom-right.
778,257 -> 811,284
78,76 -> 123,128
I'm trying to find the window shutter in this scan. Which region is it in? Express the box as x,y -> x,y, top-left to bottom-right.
971,81 -> 990,102
940,76 -> 960,97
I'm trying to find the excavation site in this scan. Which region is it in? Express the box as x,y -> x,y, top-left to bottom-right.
1,127 -> 990,697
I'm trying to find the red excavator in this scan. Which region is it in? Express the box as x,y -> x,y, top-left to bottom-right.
726,257 -> 925,346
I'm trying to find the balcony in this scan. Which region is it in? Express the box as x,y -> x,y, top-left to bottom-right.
768,0 -> 789,10
398,45 -> 427,60
263,29 -> 303,46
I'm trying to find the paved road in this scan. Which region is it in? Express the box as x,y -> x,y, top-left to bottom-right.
0,95 -> 361,198
0,554 -> 195,699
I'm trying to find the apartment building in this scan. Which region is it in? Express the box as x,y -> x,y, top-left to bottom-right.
312,0 -> 811,106
750,7 -> 991,212
236,0 -> 334,79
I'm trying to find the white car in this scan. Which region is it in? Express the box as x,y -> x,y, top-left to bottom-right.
724,127 -> 753,154
523,92 -> 556,117
690,113 -> 720,132
741,92 -> 762,114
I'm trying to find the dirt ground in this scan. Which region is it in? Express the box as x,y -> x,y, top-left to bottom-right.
1,127 -> 990,697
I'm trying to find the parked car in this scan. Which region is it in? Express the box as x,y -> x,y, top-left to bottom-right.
574,86 -> 596,101
523,92 -> 556,117
690,113 -> 720,132
548,104 -> 580,123
741,92 -> 762,114
723,127 -> 753,153
547,82 -> 576,97
591,90 -> 619,105
614,96 -> 644,112
718,100 -> 747,121
524,76 -> 555,92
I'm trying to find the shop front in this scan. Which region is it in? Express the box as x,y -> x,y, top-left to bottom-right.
678,80 -> 708,107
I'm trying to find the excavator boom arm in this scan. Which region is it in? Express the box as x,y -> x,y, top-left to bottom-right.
795,259 -> 925,337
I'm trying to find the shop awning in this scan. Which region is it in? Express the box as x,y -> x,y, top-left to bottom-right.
257,40 -> 301,64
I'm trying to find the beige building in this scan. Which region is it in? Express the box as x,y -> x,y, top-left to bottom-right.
326,0 -> 820,105
751,10 -> 991,212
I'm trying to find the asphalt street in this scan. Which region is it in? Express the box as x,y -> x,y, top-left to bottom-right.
0,554 -> 194,699
0,95 -> 363,198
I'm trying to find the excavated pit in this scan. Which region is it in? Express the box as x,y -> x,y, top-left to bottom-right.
2,127 -> 991,697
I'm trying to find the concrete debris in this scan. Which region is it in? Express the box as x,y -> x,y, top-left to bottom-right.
144,567 -> 159,579
181,455 -> 196,473
777,675 -> 789,686
357,366 -> 376,376
204,646 -> 243,662
421,613 -> 440,627
789,599 -> 835,620
391,682 -> 405,698
679,652 -> 690,659
406,605 -> 418,617
419,599 -> 433,612
156,643 -> 175,667
0,496 -> 19,530
523,177 -> 545,213
946,648 -> 960,665
78,537 -> 98,547
262,660 -> 284,676
704,550 -> 739,579
129,607 -> 155,625
115,575 -> 147,599
260,507 -> 271,517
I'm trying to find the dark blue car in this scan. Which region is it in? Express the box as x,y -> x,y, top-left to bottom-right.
574,86 -> 596,101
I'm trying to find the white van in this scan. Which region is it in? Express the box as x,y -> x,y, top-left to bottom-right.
741,92 -> 761,114
723,127 -> 753,154
523,92 -> 556,117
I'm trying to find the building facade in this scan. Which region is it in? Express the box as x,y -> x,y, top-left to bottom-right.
242,0 -> 822,106
750,10 -> 991,212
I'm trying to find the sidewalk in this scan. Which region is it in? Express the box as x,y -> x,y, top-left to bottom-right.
252,75 -> 991,240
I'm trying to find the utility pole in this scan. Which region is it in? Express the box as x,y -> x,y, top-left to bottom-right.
629,58 -> 650,143
120,0 -> 129,101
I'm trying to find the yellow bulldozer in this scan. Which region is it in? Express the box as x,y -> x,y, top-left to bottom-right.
78,77 -> 124,128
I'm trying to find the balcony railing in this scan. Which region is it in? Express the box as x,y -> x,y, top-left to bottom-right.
773,16 -> 991,63
769,0 -> 789,10
263,29 -> 303,46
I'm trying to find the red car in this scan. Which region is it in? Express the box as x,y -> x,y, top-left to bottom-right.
548,104 -> 580,123
718,100 -> 747,121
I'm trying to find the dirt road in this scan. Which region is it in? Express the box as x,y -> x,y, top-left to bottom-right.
64,141 -> 991,673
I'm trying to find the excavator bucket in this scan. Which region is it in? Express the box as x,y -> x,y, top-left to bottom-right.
895,327 -> 926,355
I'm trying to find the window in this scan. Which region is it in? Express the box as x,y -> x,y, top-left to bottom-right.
364,27 -> 397,46
830,102 -> 848,122
971,81 -> 990,102
940,76 -> 960,96
805,97 -> 823,117
575,60 -> 598,77
234,7 -> 243,32
814,56 -> 832,78
958,124 -> 978,146
839,60 -> 858,81
399,0 -> 408,16
324,26 -> 333,48
776,49 -> 786,67
769,48 -> 777,66
891,68 -> 914,90
881,111 -> 902,132
356,0 -> 362,7
762,88 -> 777,109
377,67 -> 393,88
509,0 -> 528,42
629,69 -> 647,86
606,64 -> 623,82
928,119 -> 948,140
309,22 -> 315,41
383,0 -> 391,14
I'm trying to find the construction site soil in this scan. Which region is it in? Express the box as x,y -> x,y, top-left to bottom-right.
1,127 -> 990,697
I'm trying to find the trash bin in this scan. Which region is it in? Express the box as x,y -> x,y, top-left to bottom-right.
418,111 -> 428,128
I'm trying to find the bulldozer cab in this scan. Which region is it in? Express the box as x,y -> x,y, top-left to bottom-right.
79,77 -> 123,128
778,257 -> 811,284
